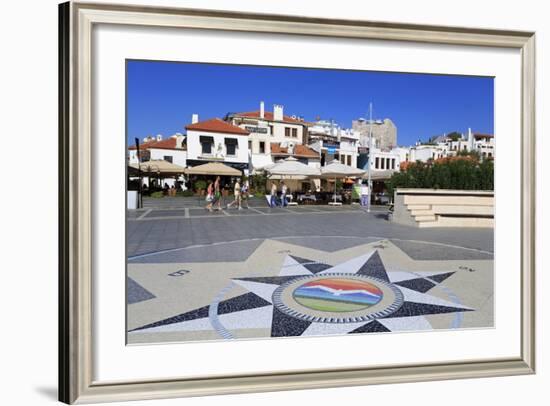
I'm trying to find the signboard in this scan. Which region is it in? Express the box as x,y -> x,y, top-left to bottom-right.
358,147 -> 369,154
327,147 -> 337,154
244,126 -> 268,134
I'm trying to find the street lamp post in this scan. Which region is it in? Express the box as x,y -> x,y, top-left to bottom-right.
135,137 -> 142,209
367,102 -> 373,213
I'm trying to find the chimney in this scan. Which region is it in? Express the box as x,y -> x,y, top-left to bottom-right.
260,101 -> 265,119
192,114 -> 199,124
467,127 -> 474,150
156,134 -> 162,141
273,104 -> 284,121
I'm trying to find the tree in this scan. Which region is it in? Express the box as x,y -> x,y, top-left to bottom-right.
447,131 -> 462,141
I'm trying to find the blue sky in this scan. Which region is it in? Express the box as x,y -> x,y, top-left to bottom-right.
127,60 -> 494,147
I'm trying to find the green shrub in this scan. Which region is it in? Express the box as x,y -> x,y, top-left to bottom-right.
194,180 -> 207,191
254,191 -> 265,198
150,191 -> 164,198
250,173 -> 267,194
387,157 -> 494,197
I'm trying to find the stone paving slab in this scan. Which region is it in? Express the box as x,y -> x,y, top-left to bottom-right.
224,209 -> 259,216
144,209 -> 186,218
187,208 -> 225,217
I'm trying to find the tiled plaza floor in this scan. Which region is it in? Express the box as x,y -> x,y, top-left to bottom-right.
126,206 -> 494,344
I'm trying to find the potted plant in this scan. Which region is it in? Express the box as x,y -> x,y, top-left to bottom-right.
194,180 -> 207,196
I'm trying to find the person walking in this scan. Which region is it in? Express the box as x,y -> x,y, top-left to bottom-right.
240,180 -> 249,209
360,181 -> 369,207
280,181 -> 288,207
213,176 -> 222,211
205,180 -> 214,212
226,179 -> 241,209
270,182 -> 278,208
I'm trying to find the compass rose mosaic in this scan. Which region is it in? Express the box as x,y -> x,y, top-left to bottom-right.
127,238 -> 493,344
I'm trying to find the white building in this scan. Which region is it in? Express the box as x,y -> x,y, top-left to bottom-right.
472,133 -> 495,159
308,119 -> 359,168
127,134 -> 188,188
362,147 -> 401,172
185,116 -> 250,173
399,128 -> 495,164
128,133 -> 187,166
226,102 -> 309,170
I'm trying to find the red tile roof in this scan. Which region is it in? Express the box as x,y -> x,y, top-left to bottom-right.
128,137 -> 185,151
186,118 -> 249,135
128,139 -> 157,150
270,143 -> 319,158
473,133 -> 494,139
234,111 -> 306,124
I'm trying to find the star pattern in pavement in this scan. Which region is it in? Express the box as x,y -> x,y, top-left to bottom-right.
129,248 -> 473,339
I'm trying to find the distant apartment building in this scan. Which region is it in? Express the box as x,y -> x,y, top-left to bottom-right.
398,129 -> 495,164
471,133 -> 494,159
352,118 -> 397,150
307,119 -> 359,168
225,101 -> 309,170
185,116 -> 250,172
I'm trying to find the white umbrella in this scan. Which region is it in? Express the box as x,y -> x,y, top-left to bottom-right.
318,159 -> 365,204
320,159 -> 365,177
264,157 -> 320,206
265,156 -> 320,177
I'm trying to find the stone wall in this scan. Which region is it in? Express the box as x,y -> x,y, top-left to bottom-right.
392,188 -> 494,228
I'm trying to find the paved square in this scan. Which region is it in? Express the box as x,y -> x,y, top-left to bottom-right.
127,206 -> 494,344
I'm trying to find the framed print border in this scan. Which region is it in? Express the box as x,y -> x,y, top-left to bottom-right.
58,1 -> 536,404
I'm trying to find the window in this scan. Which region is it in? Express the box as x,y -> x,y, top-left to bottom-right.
347,155 -> 351,166
341,155 -> 345,164
225,138 -> 238,156
285,127 -> 291,137
200,136 -> 214,155
292,128 -> 298,138
259,141 -> 265,154
269,125 -> 274,136
375,157 -> 380,169
248,140 -> 252,151
140,150 -> 150,162
163,155 -> 173,163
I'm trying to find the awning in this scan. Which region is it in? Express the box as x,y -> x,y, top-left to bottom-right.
129,159 -> 186,176
199,136 -> 214,143
184,162 -> 242,176
362,170 -> 396,181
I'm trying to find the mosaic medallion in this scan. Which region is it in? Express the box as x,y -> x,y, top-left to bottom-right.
293,277 -> 383,312
272,273 -> 404,323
